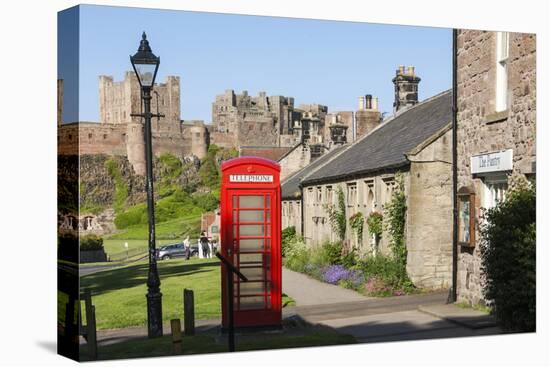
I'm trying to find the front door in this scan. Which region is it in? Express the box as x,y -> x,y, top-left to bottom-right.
227,190 -> 279,326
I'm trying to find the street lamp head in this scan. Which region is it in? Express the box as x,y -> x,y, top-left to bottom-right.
130,32 -> 160,88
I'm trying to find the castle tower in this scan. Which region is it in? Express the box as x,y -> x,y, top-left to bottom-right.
126,122 -> 146,175
190,123 -> 208,160
99,72 -> 181,128
392,65 -> 421,113
355,94 -> 381,139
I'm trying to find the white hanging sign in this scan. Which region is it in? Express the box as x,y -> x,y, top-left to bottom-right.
470,149 -> 513,174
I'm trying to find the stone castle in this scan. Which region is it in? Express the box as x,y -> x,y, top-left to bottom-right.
58,65 -> 425,178
58,71 -> 209,175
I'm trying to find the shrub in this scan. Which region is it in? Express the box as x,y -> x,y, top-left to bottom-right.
80,234 -> 104,251
281,226 -> 297,257
383,173 -> 408,276
480,183 -> 536,332
284,237 -> 311,273
359,254 -> 414,293
319,241 -> 343,265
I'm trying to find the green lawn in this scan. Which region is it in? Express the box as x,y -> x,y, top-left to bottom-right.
80,257 -> 295,330
80,258 -> 221,330
80,326 -> 356,361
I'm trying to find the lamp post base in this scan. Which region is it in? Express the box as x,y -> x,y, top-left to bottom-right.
146,292 -> 163,338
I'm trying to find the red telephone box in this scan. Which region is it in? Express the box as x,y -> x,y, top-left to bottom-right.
220,157 -> 282,328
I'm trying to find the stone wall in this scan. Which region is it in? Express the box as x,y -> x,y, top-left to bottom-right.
406,128 -> 453,288
278,143 -> 311,181
302,172 -> 408,257
456,30 -> 536,305
282,200 -> 302,235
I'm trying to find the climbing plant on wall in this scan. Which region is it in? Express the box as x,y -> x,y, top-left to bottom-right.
384,173 -> 408,275
324,186 -> 346,241
349,212 -> 365,246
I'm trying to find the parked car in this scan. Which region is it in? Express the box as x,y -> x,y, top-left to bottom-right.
156,242 -> 198,260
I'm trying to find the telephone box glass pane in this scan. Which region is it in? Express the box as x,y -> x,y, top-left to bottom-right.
266,195 -> 271,208
239,224 -> 264,236
239,239 -> 264,251
239,296 -> 265,310
239,196 -> 264,208
239,210 -> 264,222
266,210 -> 271,222
239,253 -> 263,264
237,282 -> 266,295
240,267 -> 264,280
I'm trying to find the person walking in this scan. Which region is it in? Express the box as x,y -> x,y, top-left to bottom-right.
183,235 -> 191,260
200,231 -> 210,259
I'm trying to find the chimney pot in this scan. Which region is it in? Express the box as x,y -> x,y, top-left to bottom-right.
358,96 -> 365,110
408,66 -> 415,76
365,94 -> 372,109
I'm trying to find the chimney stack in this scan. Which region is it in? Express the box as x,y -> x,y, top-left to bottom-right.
355,94 -> 381,139
392,64 -> 421,113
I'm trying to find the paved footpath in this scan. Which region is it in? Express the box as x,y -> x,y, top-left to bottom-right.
282,267 -> 367,305
87,268 -> 502,349
282,268 -> 502,342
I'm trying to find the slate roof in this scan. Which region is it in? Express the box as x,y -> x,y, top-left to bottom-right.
281,144 -> 349,200
302,90 -> 452,186
239,146 -> 293,162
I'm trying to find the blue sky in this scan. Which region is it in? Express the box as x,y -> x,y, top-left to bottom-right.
59,5 -> 451,123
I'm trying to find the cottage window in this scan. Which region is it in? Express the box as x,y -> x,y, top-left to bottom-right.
316,187 -> 323,203
347,183 -> 357,206
495,31 -> 509,112
307,188 -> 314,204
364,180 -> 375,211
326,186 -> 333,205
482,175 -> 509,210
382,178 -> 395,204
458,186 -> 476,247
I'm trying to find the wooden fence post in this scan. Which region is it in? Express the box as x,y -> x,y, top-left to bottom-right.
170,319 -> 182,354
83,289 -> 98,360
183,289 -> 195,335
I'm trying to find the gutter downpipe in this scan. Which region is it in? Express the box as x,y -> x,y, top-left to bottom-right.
300,186 -> 305,237
451,28 -> 458,303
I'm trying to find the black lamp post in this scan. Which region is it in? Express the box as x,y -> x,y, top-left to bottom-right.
130,32 -> 165,338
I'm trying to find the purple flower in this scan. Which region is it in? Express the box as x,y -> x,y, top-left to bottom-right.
321,265 -> 364,287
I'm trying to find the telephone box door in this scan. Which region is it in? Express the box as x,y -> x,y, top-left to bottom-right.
220,157 -> 281,328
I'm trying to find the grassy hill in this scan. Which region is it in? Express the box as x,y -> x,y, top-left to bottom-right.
80,145 -> 238,253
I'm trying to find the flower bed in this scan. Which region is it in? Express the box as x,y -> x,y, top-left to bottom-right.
283,237 -> 415,297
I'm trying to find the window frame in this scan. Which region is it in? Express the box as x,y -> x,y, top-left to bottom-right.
495,31 -> 509,112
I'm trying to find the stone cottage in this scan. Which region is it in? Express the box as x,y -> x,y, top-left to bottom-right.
292,86 -> 454,289
455,30 -> 536,305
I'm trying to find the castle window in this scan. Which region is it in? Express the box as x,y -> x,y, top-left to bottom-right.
495,31 -> 509,112
88,133 -> 93,139
103,134 -> 108,140
68,134 -> 72,140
